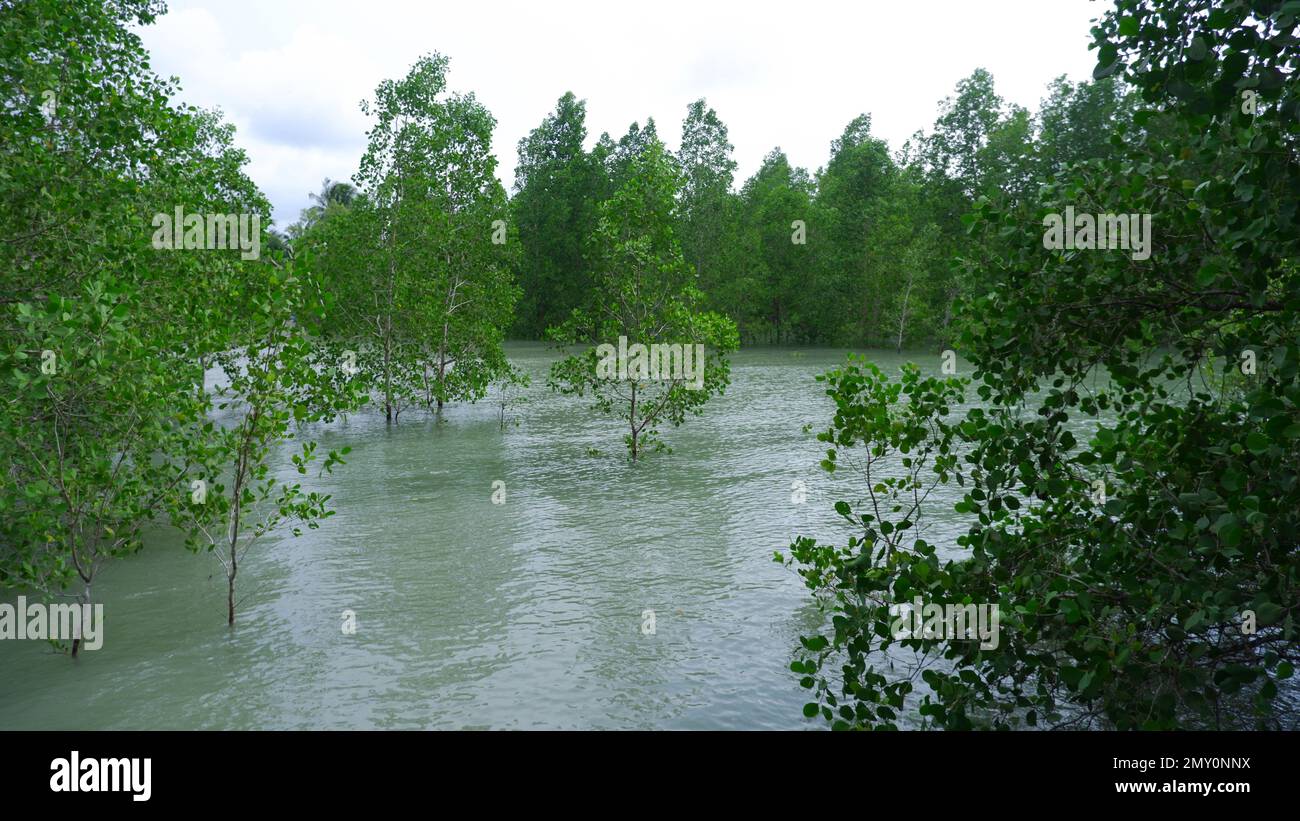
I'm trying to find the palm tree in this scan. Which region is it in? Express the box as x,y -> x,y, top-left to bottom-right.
310,177 -> 356,209
297,178 -> 358,232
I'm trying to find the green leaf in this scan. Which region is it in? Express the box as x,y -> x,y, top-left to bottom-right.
1257,603 -> 1283,625
1246,432 -> 1269,454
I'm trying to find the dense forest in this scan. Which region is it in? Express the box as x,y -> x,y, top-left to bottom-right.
287,64 -> 1132,352
2,0 -> 1298,732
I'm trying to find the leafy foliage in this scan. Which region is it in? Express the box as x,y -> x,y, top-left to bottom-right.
303,54 -> 518,420
787,0 -> 1300,729
0,0 -> 358,638
547,139 -> 738,459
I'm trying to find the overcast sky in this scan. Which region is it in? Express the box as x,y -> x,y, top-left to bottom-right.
137,0 -> 1106,228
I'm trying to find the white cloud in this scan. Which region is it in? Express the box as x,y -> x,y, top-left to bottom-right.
138,0 -> 1104,228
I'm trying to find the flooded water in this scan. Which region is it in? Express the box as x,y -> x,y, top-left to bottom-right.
0,344 -> 986,729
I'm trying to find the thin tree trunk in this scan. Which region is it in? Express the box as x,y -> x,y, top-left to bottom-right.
70,582 -> 91,658
227,417 -> 249,627
896,275 -> 914,354
629,382 -> 638,461
436,336 -> 446,414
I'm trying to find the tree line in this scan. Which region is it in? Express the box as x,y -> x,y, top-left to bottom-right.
284,60 -> 1135,354
497,69 -> 1133,350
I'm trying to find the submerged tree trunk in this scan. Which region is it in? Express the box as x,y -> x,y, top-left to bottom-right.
227,435 -> 247,627
629,382 -> 639,461
70,582 -> 91,658
227,556 -> 236,627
